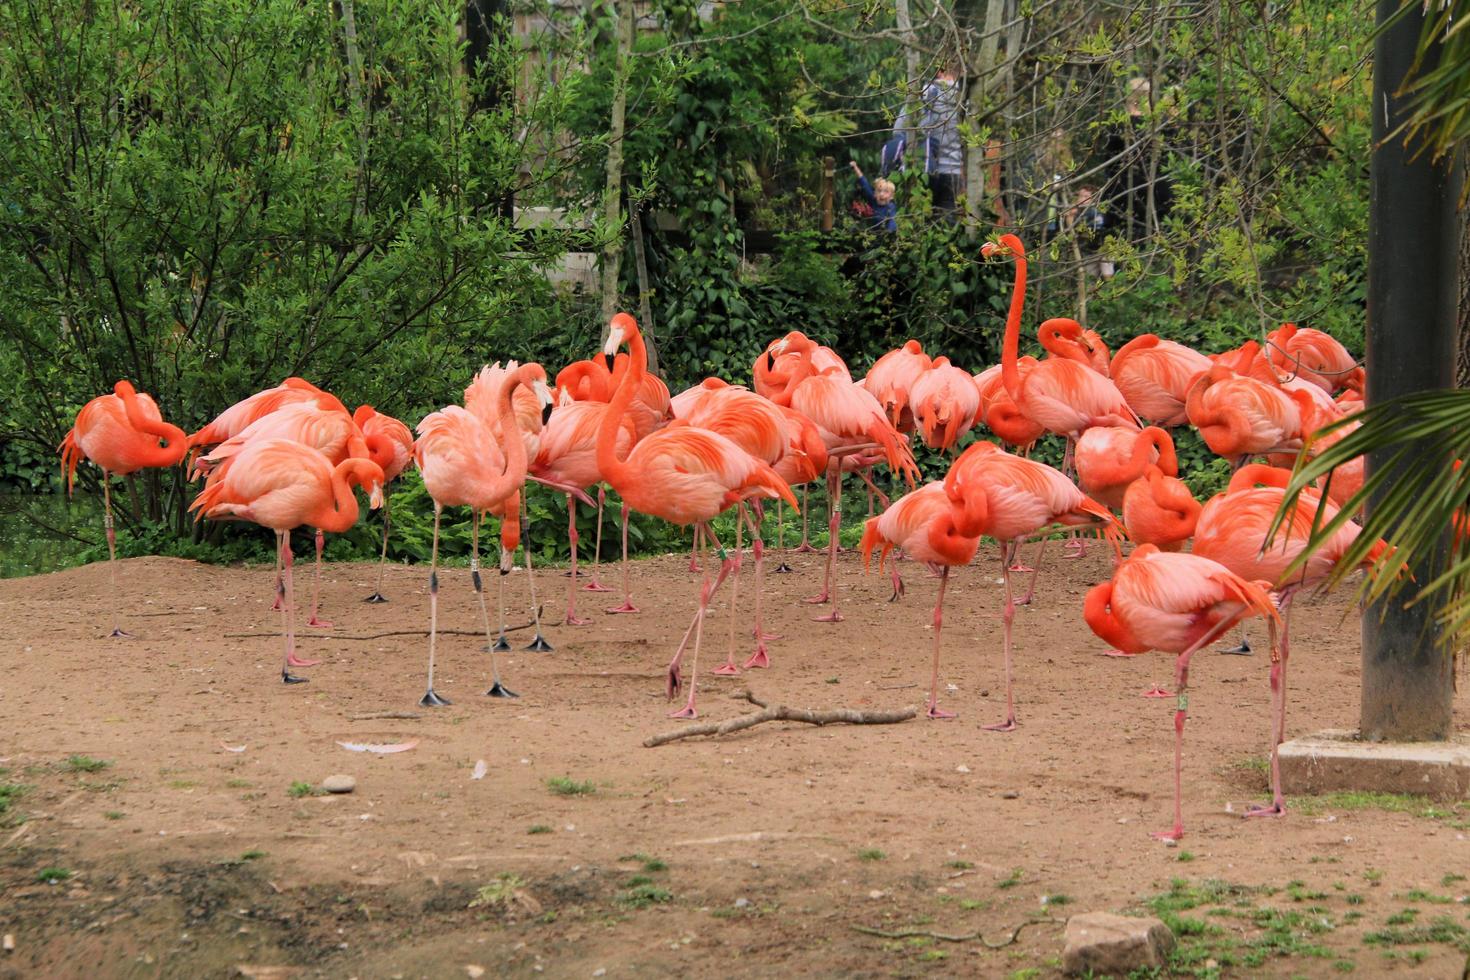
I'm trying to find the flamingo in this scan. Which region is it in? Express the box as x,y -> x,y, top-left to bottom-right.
554,354 -> 614,403
59,380 -> 188,637
773,331 -> 920,623
195,400 -> 384,628
1184,357 -> 1311,466
910,357 -> 982,453
189,439 -> 383,683
188,378 -> 347,456
1075,425 -> 1175,512
413,362 -> 550,706
598,313 -> 796,718
355,406 -> 415,603
862,339 -> 932,432
530,397 -> 636,625
1122,462 -> 1201,552
1266,322 -> 1363,395
1083,545 -> 1278,839
860,481 -> 984,718
944,440 -> 1120,730
1108,334 -> 1212,427
1191,464 -> 1387,817
770,404 -> 830,573
974,361 -> 1045,454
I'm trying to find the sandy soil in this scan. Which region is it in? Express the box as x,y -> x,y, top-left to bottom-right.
1,547 -> 1468,979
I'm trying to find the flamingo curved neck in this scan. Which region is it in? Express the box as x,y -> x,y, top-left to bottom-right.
312,459 -> 380,533
115,382 -> 187,467
598,324 -> 647,489
998,248 -> 1029,403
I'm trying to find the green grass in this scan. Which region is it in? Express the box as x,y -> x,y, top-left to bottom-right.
1364,915 -> 1470,952
103,811 -> 124,820
1404,889 -> 1454,904
286,780 -> 318,798
618,883 -> 673,909
527,824 -> 553,835
468,873 -> 527,910
63,758 -> 110,775
37,867 -> 71,883
618,853 -> 667,872
945,860 -> 974,870
225,778 -> 252,789
1295,791 -> 1470,828
857,848 -> 886,862
546,776 -> 597,797
240,850 -> 266,861
996,868 -> 1024,889
0,781 -> 26,818
1177,850 -> 1196,862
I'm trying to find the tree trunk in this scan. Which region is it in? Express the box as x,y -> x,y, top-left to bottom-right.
963,0 -> 1007,235
894,0 -> 920,127
1457,192 -> 1470,388
1361,0 -> 1458,742
629,202 -> 660,377
598,0 -> 634,337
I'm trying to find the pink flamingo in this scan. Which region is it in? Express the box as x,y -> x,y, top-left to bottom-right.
1265,322 -> 1363,395
1083,545 -> 1278,839
945,440 -> 1120,730
1184,356 -> 1312,467
862,339 -> 932,432
1109,334 -> 1212,427
413,363 -> 551,705
598,314 -> 796,718
860,481 -> 984,718
910,357 -> 982,453
1075,425 -> 1176,512
189,439 -> 383,683
188,378 -> 347,458
59,381 -> 188,637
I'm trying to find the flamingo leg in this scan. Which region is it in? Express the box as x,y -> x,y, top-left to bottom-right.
271,535 -> 284,612
1151,615 -> 1240,840
1016,538 -> 1048,606
564,494 -> 590,626
584,486 -> 611,591
925,566 -> 956,719
1220,624 -> 1253,655
983,545 -> 1020,732
1007,536 -> 1040,574
102,476 -> 131,638
714,508 -> 746,675
522,494 -> 552,652
493,532 -> 511,652
807,464 -> 845,622
774,498 -> 792,573
419,505 -> 451,706
278,530 -> 320,670
745,504 -> 778,665
668,525 -> 735,719
689,524 -> 702,573
305,527 -> 333,629
796,484 -> 816,552
606,502 -> 639,613
471,512 -> 517,698
888,554 -> 905,602
365,490 -> 392,603
1249,592 -> 1294,818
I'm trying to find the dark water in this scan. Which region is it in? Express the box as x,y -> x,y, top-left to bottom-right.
0,493 -> 101,578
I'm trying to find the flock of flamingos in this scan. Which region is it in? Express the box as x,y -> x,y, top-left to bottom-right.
57,234 -> 1379,840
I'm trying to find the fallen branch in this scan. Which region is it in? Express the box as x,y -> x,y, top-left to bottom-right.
643,690 -> 915,747
348,711 -> 423,721
851,917 -> 1055,949
225,613 -> 541,641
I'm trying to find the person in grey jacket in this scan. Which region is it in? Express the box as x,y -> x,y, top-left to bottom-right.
920,65 -> 964,222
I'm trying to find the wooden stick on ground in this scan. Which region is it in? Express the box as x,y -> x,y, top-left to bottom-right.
643,690 -> 916,747
851,917 -> 1055,948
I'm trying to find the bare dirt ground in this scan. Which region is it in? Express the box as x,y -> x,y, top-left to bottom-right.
2,547 -> 1468,979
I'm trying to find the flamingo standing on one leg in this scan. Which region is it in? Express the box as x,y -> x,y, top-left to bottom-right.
910,357 -> 982,454
1083,545 -> 1278,840
770,404 -> 829,573
59,381 -> 188,637
189,440 -> 383,683
598,313 -> 796,718
860,481 -> 984,718
945,440 -> 1121,731
355,405 -> 415,603
862,339 -> 931,433
414,364 -> 551,705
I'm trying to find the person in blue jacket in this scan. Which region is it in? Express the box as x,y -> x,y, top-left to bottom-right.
849,160 -> 897,233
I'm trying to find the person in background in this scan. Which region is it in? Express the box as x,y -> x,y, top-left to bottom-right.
849,160 -> 897,233
1098,76 -> 1174,241
920,64 -> 964,222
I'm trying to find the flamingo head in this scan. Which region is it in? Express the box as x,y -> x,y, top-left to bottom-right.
980,233 -> 1026,260
604,312 -> 637,356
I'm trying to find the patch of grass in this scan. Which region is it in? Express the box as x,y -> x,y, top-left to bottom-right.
1363,915 -> 1470,952
1333,959 -> 1356,972
286,781 -> 319,798
618,853 -> 667,872
168,779 -> 198,790
1363,869 -> 1384,883
240,850 -> 266,861
1176,850 -> 1197,863
624,875 -> 656,888
1297,791 -> 1469,828
996,868 -> 1024,889
0,781 -> 27,818
1385,909 -> 1418,926
1441,873 -> 1466,887
1404,889 -> 1454,904
103,811 -> 124,820
945,860 -> 973,870
857,848 -> 886,862
469,873 -> 529,910
37,867 -> 71,883
64,755 -> 111,774
618,883 -> 673,909
546,776 -> 596,797
959,899 -> 989,911
225,779 -> 251,789
1041,893 -> 1072,907
527,824 -> 553,835
825,677 -> 839,684
917,949 -> 948,962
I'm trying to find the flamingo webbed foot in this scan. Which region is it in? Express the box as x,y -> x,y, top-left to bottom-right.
582,580 -> 612,593
1244,801 -> 1287,819
1007,564 -> 1033,574
281,670 -> 309,685
1101,649 -> 1139,658
306,616 -> 334,629
606,601 -> 640,614
1149,827 -> 1184,842
712,663 -> 741,676
925,705 -> 957,720
982,718 -> 1018,733
109,628 -> 134,639
804,592 -> 831,605
419,688 -> 452,707
525,634 -> 553,652
668,704 -> 698,720
773,562 -> 793,574
566,614 -> 592,626
1142,686 -> 1172,698
1219,640 -> 1253,655
812,610 -> 844,623
286,653 -> 321,668
491,635 -> 511,653
485,681 -> 519,699
363,592 -> 389,604
795,543 -> 818,554
743,646 -> 770,670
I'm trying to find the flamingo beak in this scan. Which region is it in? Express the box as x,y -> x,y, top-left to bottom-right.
603,323 -> 625,357
369,482 -> 384,509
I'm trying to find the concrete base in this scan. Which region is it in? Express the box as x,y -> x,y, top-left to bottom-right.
1279,729 -> 1470,801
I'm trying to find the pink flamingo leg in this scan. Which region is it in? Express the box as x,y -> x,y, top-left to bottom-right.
1062,529 -> 1087,560
745,507 -> 777,667
1008,536 -> 1040,574
584,486 -> 611,591
668,528 -> 735,718
606,502 -> 639,613
983,545 -> 1019,732
281,530 -> 319,673
808,466 -> 844,622
101,477 -> 132,638
688,523 -> 702,573
365,491 -> 392,603
925,567 -> 956,719
773,498 -> 793,573
795,484 -> 817,552
419,505 -> 451,705
1015,538 -> 1048,605
714,507 -> 746,675
520,494 -> 552,652
1151,616 -> 1237,839
564,495 -> 590,625
471,513 -> 517,698
1248,592 -> 1293,818
305,527 -> 333,628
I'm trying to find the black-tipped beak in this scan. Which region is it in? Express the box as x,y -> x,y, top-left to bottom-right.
766,352 -> 776,370
600,352 -> 613,372
541,402 -> 554,425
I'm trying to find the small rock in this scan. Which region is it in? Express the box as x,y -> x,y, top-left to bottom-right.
956,765 -> 971,774
1001,790 -> 1020,799
321,775 -> 356,794
868,890 -> 884,899
593,970 -> 606,978
465,966 -> 486,979
1062,912 -> 1175,976
3,934 -> 13,952
733,898 -> 750,909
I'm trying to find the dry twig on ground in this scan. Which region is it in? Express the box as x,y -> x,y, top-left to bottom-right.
643,690 -> 915,747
